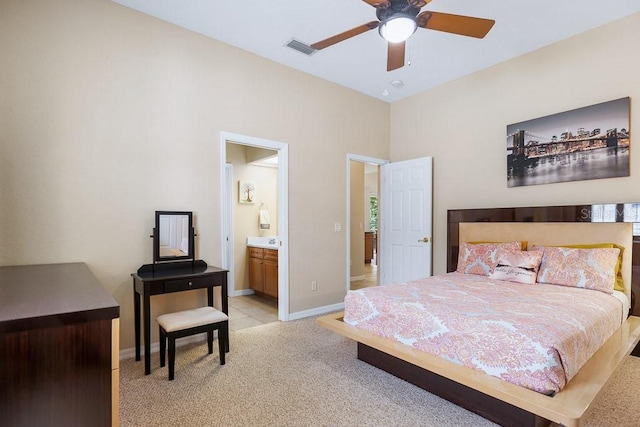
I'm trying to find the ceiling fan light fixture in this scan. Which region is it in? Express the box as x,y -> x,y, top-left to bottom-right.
378,14 -> 417,43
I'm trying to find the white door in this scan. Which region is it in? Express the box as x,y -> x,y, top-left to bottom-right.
379,157 -> 433,285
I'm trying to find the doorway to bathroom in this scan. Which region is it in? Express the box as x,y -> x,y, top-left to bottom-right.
220,132 -> 289,324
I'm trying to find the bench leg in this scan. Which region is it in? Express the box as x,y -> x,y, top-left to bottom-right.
219,321 -> 228,365
168,336 -> 176,381
207,330 -> 213,354
159,327 -> 166,367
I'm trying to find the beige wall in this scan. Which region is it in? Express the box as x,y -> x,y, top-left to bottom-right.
390,12 -> 640,276
0,0 -> 390,351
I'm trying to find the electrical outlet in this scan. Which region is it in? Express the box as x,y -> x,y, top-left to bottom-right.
311,280 -> 317,291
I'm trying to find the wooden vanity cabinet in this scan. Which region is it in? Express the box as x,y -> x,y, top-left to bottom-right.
364,232 -> 374,263
248,248 -> 265,294
248,247 -> 278,299
263,249 -> 278,298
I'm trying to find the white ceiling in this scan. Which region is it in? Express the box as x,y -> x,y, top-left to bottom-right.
111,0 -> 640,103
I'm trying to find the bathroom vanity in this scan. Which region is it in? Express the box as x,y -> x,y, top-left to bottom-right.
247,237 -> 278,299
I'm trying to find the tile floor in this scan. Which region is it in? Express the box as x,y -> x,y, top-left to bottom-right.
228,294 -> 278,331
351,262 -> 378,290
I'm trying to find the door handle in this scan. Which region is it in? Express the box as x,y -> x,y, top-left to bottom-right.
418,237 -> 430,243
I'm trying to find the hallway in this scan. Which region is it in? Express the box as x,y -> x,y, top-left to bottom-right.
351,262 -> 377,290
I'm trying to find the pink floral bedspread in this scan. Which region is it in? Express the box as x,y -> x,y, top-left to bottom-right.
344,272 -> 623,395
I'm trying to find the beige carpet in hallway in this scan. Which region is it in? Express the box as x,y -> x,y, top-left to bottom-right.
119,315 -> 640,426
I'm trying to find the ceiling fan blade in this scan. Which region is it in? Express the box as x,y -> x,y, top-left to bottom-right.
387,41 -> 405,71
417,11 -> 495,38
311,21 -> 379,50
361,0 -> 388,7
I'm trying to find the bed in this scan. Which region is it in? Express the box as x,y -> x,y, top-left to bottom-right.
318,218 -> 640,427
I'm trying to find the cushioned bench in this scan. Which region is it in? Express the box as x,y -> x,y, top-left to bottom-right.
157,306 -> 229,380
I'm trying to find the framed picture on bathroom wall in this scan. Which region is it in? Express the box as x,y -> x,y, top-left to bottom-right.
239,180 -> 255,204
506,97 -> 630,187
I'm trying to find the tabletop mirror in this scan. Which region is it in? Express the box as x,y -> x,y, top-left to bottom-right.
153,211 -> 195,263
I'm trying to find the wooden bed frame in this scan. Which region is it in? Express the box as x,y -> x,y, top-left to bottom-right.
318,217 -> 640,427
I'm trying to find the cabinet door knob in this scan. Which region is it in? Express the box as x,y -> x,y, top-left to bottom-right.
188,281 -> 193,286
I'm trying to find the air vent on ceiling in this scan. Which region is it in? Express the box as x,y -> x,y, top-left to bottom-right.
285,39 -> 316,56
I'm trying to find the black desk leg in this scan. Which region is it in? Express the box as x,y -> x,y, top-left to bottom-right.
208,284 -> 229,353
134,280 -> 140,362
207,286 -> 214,307
144,286 -> 151,375
222,278 -> 229,352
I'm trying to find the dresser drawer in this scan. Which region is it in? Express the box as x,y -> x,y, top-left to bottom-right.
163,277 -> 210,292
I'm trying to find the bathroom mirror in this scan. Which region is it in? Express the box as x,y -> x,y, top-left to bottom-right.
153,211 -> 194,263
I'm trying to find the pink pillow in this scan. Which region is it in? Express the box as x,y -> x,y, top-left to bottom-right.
489,249 -> 543,285
536,246 -> 620,294
456,242 -> 523,276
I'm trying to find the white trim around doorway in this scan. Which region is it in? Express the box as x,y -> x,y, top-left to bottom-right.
346,153 -> 388,292
220,132 -> 289,321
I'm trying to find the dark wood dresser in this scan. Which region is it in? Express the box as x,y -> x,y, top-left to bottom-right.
0,263 -> 120,427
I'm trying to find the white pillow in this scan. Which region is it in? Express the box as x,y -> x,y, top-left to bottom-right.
489,249 -> 543,285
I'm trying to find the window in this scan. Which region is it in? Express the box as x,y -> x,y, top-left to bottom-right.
591,204 -> 617,222
591,203 -> 640,236
623,203 -> 640,236
369,196 -> 378,232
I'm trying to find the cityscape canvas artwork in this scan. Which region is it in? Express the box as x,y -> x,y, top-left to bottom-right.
506,97 -> 630,187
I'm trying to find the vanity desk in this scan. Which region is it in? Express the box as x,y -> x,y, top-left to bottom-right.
132,260 -> 228,375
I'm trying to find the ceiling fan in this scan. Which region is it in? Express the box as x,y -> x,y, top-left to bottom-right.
310,0 -> 495,71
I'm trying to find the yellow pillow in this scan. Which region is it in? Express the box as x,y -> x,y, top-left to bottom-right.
541,243 -> 624,292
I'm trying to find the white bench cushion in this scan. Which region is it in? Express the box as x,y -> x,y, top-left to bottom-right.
157,306 -> 228,333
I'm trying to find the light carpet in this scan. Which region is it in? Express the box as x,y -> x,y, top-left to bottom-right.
120,315 -> 640,426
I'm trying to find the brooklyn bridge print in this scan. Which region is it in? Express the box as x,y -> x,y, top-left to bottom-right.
506,97 -> 630,187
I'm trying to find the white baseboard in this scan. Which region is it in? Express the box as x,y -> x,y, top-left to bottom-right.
229,288 -> 255,297
287,302 -> 344,321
